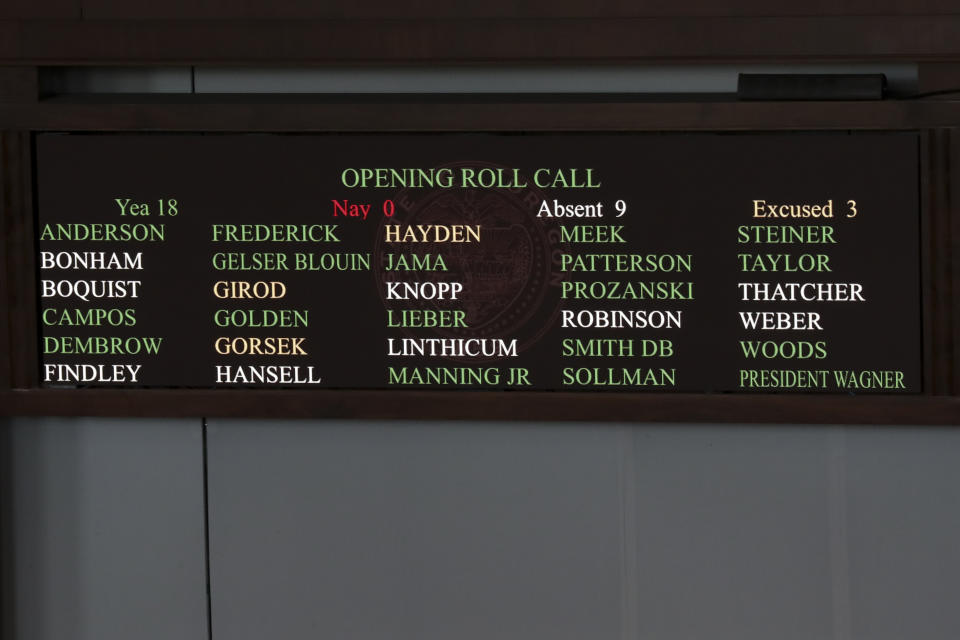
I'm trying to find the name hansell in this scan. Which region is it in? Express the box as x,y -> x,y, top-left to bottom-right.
216,365 -> 322,385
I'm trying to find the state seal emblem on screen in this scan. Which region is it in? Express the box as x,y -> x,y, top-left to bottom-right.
374,161 -> 567,362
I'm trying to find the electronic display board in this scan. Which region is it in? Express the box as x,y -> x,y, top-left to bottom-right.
34,133 -> 921,393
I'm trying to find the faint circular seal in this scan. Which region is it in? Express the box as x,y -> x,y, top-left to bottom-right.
373,160 -> 567,362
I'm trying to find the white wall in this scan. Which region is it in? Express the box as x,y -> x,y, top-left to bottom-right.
5,418 -> 960,639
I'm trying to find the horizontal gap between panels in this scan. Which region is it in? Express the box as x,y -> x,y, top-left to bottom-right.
38,64 -> 919,97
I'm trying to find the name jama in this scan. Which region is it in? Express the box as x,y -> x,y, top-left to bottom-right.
383,253 -> 447,271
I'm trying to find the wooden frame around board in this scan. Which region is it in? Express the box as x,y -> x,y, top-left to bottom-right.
0,4 -> 958,423
0,96 -> 957,423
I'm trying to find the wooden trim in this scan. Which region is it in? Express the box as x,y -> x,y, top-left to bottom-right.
921,130 -> 934,393
0,132 -> 38,390
0,67 -> 37,104
918,63 -> 960,94
76,0 -> 960,21
0,389 -> 956,423
3,98 -> 960,132
0,137 -> 12,390
952,129 -> 960,396
922,130 -> 951,394
3,16 -> 960,64
0,99 -> 950,420
0,0 -> 79,20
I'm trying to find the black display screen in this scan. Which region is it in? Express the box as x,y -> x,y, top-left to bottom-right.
34,133 -> 921,393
